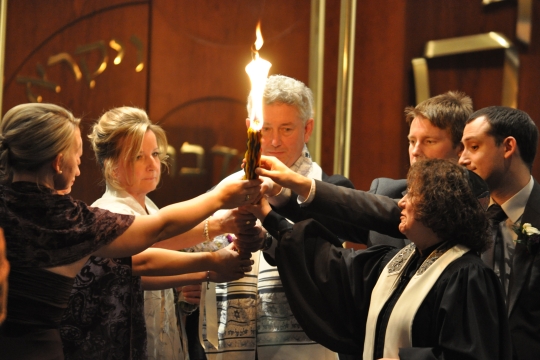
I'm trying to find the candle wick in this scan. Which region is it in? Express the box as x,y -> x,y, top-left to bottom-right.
251,44 -> 258,60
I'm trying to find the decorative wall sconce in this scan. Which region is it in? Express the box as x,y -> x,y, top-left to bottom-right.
412,32 -> 519,107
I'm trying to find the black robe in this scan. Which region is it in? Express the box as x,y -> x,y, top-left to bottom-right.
263,211 -> 512,360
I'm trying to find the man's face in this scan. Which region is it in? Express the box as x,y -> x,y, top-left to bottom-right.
408,116 -> 461,164
459,117 -> 506,187
252,103 -> 313,168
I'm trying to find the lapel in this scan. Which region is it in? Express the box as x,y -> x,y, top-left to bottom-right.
507,180 -> 540,316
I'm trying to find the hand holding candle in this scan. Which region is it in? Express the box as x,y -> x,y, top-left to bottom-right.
243,21 -> 272,180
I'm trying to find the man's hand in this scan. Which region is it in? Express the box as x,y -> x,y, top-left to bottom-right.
256,155 -> 312,199
241,197 -> 273,223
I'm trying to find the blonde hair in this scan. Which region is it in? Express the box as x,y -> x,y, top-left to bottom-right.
89,107 -> 168,190
0,103 -> 80,184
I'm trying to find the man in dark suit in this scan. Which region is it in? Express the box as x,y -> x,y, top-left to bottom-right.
367,91 -> 475,247
460,106 -> 539,360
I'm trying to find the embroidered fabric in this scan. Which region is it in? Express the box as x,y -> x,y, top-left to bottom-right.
204,146 -> 335,360
387,245 -> 415,274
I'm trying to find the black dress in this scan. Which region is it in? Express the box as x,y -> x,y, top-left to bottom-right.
263,211 -> 512,360
0,182 -> 134,360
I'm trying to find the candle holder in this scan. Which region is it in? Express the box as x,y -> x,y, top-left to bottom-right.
243,127 -> 262,180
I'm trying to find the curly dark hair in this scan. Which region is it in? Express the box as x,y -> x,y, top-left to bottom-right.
407,159 -> 490,253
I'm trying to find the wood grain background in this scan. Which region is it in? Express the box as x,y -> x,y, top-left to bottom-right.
3,0 -> 539,207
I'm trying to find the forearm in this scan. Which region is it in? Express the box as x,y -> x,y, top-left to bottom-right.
155,190 -> 223,241
141,272 -> 205,290
132,248 -> 218,276
94,191 -> 224,258
152,220 -> 207,250
306,181 -> 403,239
153,212 -> 232,250
288,172 -> 312,199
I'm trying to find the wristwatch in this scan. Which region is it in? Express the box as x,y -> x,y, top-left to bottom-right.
260,231 -> 274,251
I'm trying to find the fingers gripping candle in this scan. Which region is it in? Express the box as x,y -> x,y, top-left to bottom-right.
244,22 -> 272,180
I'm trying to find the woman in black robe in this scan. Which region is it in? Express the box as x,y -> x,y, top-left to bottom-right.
0,103 -> 260,359
240,157 -> 511,360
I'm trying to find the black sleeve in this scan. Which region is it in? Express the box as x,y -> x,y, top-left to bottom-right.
272,216 -> 395,355
295,180 -> 404,241
271,174 -> 371,243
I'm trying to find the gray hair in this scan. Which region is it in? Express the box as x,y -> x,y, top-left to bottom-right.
247,75 -> 314,124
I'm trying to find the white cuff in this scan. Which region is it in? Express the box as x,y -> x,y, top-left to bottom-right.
297,179 -> 316,206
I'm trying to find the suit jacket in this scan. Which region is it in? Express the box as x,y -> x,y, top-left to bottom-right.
264,172 -> 354,265
276,180 -> 403,245
366,178 -> 407,248
270,173 -> 358,240
508,179 -> 540,360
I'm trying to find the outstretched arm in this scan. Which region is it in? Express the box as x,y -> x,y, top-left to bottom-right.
93,178 -> 262,258
140,269 -> 242,291
132,245 -> 252,278
255,156 -> 403,241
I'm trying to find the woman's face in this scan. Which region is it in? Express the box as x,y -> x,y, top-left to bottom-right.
398,192 -> 419,237
116,130 -> 161,198
54,127 -> 82,194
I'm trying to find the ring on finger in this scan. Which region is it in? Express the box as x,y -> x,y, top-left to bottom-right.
246,220 -> 250,225
245,194 -> 250,201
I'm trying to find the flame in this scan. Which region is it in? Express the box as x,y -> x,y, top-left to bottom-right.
255,22 -> 264,51
245,22 -> 272,131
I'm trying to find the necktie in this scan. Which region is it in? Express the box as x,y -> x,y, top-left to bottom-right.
482,204 -> 508,289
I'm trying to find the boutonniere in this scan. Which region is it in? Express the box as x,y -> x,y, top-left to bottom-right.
513,223 -> 540,255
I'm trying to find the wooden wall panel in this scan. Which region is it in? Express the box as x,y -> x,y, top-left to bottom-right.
348,0 -> 408,190
148,0 -> 311,207
518,0 -> 540,177
3,0 -> 538,207
404,1 -> 517,109
320,0 -> 340,177
3,1 -> 149,204
337,0 -> 539,190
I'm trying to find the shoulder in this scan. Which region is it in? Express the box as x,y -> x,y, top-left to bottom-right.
523,178 -> 540,222
437,251 -> 498,286
321,172 -> 355,189
92,197 -> 140,216
369,178 -> 407,197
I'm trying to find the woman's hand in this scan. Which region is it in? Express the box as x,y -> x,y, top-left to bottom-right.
213,178 -> 263,209
256,156 -> 311,198
211,243 -> 253,276
180,284 -> 201,305
212,208 -> 255,236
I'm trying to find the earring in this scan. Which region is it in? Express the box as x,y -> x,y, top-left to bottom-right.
58,170 -> 63,174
